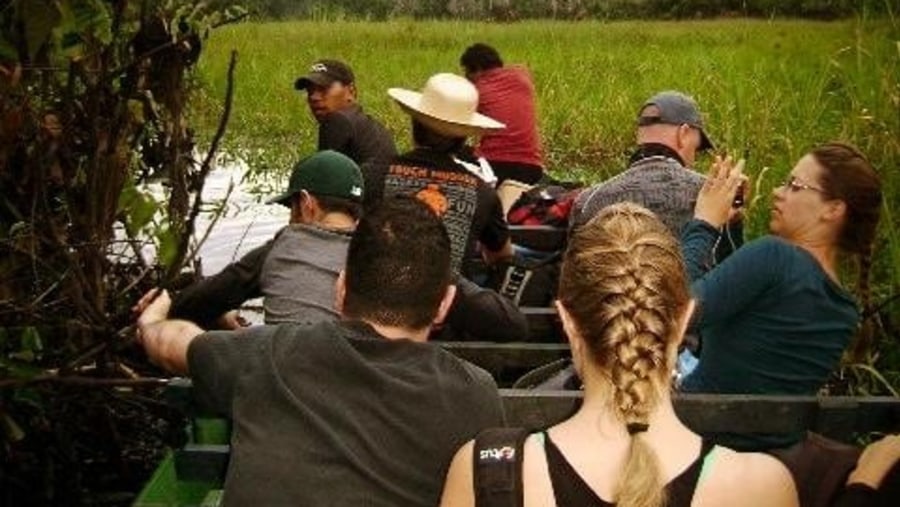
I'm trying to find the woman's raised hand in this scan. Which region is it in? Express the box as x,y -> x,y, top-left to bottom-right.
694,155 -> 747,229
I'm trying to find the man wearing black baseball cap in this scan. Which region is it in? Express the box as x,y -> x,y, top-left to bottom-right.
295,59 -> 396,210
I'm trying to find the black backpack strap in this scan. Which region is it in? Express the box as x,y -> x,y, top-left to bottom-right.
473,427 -> 530,507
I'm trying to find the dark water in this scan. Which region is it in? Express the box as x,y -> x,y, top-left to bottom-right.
119,162 -> 290,324
194,163 -> 289,274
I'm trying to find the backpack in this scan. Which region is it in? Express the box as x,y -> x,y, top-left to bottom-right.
507,185 -> 579,227
485,253 -> 562,341
473,427 -> 530,507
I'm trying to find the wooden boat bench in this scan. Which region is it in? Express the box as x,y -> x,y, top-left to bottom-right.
161,378 -> 900,484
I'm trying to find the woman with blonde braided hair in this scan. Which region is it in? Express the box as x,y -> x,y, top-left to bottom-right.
679,142 -> 882,451
440,203 -> 797,507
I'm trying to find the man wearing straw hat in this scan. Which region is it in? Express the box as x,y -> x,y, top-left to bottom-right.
169,149 -> 528,343
384,73 -> 514,276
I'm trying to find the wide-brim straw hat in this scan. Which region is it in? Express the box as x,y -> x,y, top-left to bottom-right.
388,73 -> 505,138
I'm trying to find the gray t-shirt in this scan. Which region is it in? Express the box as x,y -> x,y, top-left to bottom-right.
570,155 -> 705,236
260,223 -> 351,324
188,320 -> 504,506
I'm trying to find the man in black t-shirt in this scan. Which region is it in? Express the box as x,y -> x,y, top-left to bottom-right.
384,72 -> 513,276
295,59 -> 397,210
135,198 -> 504,506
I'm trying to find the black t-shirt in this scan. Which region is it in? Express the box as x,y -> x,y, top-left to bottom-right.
187,320 -> 504,506
381,148 -> 510,273
318,104 -> 397,209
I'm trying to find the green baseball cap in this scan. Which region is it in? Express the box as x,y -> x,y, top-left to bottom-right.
268,150 -> 365,207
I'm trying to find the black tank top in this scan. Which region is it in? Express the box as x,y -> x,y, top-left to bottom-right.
543,432 -> 716,507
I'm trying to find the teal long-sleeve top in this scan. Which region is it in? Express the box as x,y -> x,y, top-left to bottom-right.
680,219 -> 858,396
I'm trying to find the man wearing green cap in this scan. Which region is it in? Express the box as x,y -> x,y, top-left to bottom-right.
170,150 -> 528,343
170,150 -> 363,327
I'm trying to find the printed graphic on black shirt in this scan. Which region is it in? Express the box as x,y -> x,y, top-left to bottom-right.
385,164 -> 479,272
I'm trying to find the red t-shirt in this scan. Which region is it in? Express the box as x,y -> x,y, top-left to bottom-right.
473,66 -> 544,168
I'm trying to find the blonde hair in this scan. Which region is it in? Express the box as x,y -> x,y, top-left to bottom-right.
558,203 -> 690,507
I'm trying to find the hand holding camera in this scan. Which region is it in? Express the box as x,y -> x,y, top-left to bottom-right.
695,155 -> 748,229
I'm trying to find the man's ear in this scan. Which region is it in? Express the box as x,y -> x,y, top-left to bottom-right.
433,284 -> 458,326
347,83 -> 358,101
675,123 -> 692,150
334,270 -> 347,315
289,193 -> 303,222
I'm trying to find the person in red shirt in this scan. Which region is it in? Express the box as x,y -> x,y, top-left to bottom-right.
460,43 -> 544,185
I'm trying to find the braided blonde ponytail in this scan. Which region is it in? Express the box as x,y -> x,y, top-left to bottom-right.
559,203 -> 690,507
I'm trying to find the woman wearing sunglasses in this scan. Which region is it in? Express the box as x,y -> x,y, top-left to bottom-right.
679,142 -> 882,450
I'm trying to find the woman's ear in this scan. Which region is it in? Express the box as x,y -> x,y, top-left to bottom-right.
676,299 -> 697,346
556,300 -> 587,376
823,199 -> 848,224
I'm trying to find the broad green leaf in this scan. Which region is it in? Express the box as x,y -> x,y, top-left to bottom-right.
19,326 -> 43,360
1,412 -> 25,442
22,0 -> 61,62
127,99 -> 146,125
54,0 -> 113,59
118,184 -> 159,235
156,225 -> 179,268
0,34 -> 19,63
75,0 -> 113,45
0,355 -> 44,379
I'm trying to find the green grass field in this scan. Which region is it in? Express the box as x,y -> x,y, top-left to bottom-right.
192,18 -> 899,302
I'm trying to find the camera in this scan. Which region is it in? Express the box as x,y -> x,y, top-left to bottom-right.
733,182 -> 745,208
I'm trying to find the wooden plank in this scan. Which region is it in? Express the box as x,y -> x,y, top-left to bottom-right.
174,444 -> 229,483
168,390 -> 900,482
521,306 -> 562,342
438,341 -> 569,376
499,390 -> 900,438
167,378 -> 900,441
509,225 -> 567,252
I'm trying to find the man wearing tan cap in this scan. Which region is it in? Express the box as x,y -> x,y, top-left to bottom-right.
384,73 -> 514,277
295,59 -> 396,209
570,90 -> 719,236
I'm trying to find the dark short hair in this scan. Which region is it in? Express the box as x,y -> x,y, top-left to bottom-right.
460,43 -> 503,73
343,196 -> 452,329
313,194 -> 363,221
411,120 -> 466,152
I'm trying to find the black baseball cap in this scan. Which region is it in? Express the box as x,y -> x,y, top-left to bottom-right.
294,59 -> 355,90
637,91 -> 714,151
